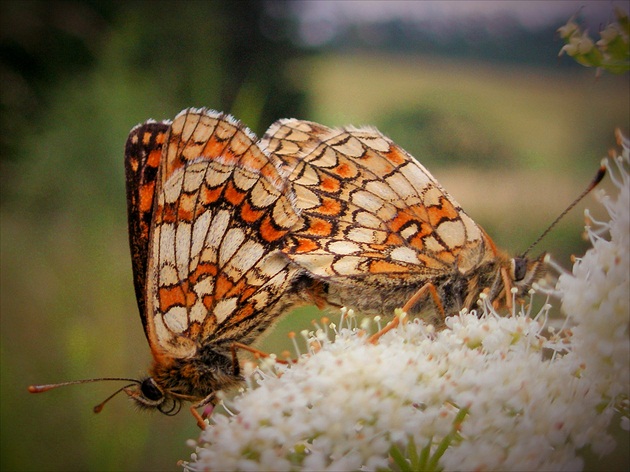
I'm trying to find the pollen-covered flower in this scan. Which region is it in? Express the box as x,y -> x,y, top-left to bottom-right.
182,135 -> 629,471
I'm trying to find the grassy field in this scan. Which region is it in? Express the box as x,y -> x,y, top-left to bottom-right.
2,53 -> 628,471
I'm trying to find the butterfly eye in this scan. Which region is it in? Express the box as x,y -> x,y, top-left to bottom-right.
512,257 -> 528,282
140,378 -> 164,402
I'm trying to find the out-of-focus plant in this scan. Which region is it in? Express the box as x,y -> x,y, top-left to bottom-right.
558,7 -> 629,75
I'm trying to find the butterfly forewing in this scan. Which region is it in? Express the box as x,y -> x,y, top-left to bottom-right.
143,109 -> 302,359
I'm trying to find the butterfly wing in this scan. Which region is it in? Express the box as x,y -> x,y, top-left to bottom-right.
125,120 -> 171,339
261,119 -> 496,286
137,108 -> 301,359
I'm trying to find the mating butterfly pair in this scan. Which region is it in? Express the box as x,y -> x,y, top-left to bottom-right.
30,108 -> 546,425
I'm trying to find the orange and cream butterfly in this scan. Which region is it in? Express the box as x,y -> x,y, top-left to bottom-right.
262,119 -> 603,332
261,119 -> 551,328
29,108 -> 313,426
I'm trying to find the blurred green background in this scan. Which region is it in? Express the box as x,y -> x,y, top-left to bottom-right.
1,1 -> 628,471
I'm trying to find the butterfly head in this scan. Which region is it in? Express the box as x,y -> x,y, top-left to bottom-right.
509,252 -> 547,293
121,377 -> 182,416
130,348 -> 243,415
483,252 -> 547,310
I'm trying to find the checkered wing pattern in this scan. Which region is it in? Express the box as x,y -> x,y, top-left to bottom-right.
127,108 -> 302,360
261,119 -> 496,287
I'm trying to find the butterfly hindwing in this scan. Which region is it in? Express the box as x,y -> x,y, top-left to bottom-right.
261,119 -> 493,284
124,120 -> 171,339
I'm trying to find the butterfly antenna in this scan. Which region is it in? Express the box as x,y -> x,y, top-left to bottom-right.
93,383 -> 139,413
521,162 -> 607,258
28,377 -> 141,413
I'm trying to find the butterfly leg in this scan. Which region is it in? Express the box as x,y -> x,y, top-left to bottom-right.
306,279 -> 329,310
500,267 -> 513,310
366,310 -> 406,344
190,405 -> 208,430
367,282 -> 444,344
402,282 -> 444,316
231,342 -> 292,366
190,393 -> 217,430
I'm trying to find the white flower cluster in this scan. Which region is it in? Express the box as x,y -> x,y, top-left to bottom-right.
182,137 -> 629,472
555,132 -> 630,438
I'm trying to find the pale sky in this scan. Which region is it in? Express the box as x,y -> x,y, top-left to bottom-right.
288,0 -> 625,46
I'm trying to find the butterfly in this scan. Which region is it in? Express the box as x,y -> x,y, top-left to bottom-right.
120,108 -> 324,423
29,108 -> 315,427
260,119 -> 547,328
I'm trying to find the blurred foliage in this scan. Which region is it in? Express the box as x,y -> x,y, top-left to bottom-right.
292,53 -> 627,179
1,0 -> 306,206
378,107 -> 515,169
1,1 -> 628,472
558,6 -> 630,75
